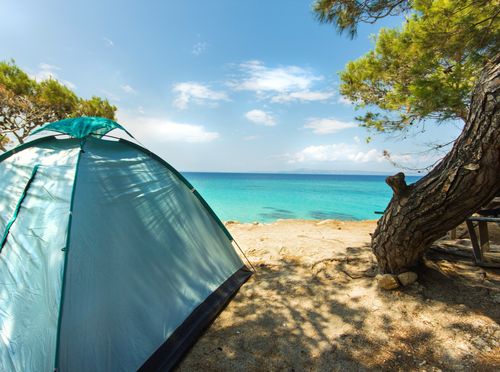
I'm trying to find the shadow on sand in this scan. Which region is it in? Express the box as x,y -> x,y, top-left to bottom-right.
178,243 -> 500,371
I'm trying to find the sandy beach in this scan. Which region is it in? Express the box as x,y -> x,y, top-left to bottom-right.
178,220 -> 500,371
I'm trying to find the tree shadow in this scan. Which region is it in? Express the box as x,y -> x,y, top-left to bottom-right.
412,253 -> 500,322
177,250 -> 499,371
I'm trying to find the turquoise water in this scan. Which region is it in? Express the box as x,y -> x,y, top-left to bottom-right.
182,172 -> 420,223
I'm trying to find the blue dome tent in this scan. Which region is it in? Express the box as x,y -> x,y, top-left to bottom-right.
0,117 -> 252,371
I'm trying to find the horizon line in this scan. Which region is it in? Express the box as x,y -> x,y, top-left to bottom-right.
179,170 -> 424,176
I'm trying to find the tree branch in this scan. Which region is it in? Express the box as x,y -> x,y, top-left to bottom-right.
386,172 -> 410,197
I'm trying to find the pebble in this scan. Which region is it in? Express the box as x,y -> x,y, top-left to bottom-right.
376,274 -> 400,290
398,271 -> 418,286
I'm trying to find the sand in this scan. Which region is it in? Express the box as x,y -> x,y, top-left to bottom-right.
177,220 -> 500,371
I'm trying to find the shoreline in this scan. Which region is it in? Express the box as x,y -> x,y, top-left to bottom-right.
224,218 -> 380,225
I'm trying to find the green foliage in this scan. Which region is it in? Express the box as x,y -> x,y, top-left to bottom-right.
74,96 -> 117,119
314,0 -> 500,132
0,59 -> 36,95
0,134 -> 8,151
0,60 -> 117,149
314,0 -> 410,38
37,79 -> 79,115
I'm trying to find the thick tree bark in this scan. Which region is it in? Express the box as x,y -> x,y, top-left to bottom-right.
372,56 -> 500,274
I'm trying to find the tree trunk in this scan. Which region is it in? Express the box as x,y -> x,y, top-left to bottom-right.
372,56 -> 500,274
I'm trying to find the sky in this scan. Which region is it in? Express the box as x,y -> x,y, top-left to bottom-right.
0,0 -> 462,174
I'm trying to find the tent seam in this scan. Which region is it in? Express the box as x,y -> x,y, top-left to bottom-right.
0,163 -> 40,252
53,147 -> 83,371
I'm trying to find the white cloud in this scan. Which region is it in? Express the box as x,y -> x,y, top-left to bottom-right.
30,63 -> 76,89
271,90 -> 334,103
101,90 -> 120,102
353,136 -> 361,144
232,60 -> 322,94
172,82 -> 228,109
121,84 -> 137,94
103,37 -> 114,47
387,153 -> 413,163
38,63 -> 59,73
338,96 -> 353,105
192,41 -> 208,55
386,151 -> 442,166
118,113 -> 219,143
230,61 -> 336,104
304,118 -> 357,134
290,143 -> 384,163
243,135 -> 258,141
245,109 -> 276,126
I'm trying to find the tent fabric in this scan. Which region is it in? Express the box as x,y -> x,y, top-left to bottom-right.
32,116 -> 133,139
0,118 -> 251,371
57,138 -> 246,371
0,139 -> 80,371
139,268 -> 252,371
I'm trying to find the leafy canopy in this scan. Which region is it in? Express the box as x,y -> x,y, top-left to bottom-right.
314,0 -> 411,37
0,60 -> 116,150
314,0 -> 500,132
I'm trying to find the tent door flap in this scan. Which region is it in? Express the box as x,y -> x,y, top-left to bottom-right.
0,164 -> 40,251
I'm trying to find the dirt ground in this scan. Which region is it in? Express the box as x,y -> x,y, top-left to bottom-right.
178,220 -> 500,371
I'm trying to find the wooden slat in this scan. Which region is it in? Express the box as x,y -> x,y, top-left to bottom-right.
466,220 -> 484,263
478,221 -> 491,253
449,228 -> 457,239
467,216 -> 500,222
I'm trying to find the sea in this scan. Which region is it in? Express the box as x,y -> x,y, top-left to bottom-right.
182,172 -> 421,223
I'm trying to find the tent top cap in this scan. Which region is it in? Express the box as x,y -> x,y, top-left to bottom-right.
32,116 -> 132,139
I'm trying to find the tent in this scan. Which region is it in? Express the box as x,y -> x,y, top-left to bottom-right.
0,117 -> 252,371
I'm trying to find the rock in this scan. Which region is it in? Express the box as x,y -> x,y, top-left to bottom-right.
224,220 -> 238,226
376,274 -> 400,290
397,271 -> 418,286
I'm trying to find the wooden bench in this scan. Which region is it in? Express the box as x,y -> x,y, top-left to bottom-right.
466,215 -> 500,265
465,195 -> 500,266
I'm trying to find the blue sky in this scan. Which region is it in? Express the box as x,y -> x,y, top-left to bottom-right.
0,0 -> 461,173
